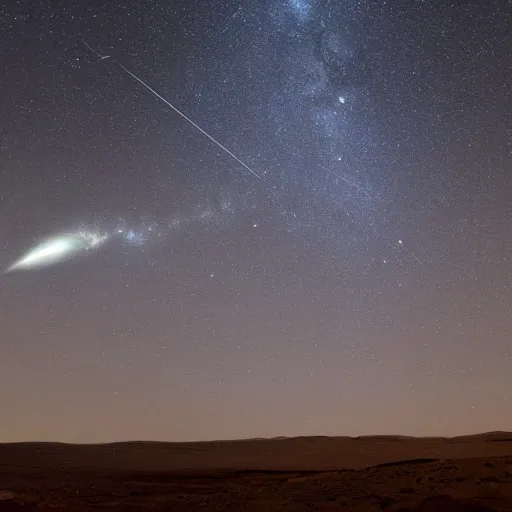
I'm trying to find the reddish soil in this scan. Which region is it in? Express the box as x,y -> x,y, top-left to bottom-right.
1,432 -> 512,510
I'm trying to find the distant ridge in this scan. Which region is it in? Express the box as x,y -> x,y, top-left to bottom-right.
451,431 -> 512,442
2,431 -> 511,446
1,432 -> 512,472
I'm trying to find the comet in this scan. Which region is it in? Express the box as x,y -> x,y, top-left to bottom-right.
5,230 -> 109,272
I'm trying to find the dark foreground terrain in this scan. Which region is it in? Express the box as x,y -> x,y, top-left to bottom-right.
1,432 -> 512,511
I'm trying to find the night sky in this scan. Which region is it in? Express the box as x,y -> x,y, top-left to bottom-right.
1,0 -> 510,442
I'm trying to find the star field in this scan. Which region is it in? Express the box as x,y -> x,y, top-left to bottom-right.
0,0 -> 510,441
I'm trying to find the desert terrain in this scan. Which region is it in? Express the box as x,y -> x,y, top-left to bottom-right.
1,432 -> 512,511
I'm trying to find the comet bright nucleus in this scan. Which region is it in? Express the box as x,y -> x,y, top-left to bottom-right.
6,231 -> 109,272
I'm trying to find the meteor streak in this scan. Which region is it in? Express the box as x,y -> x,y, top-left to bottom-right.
319,164 -> 371,199
81,39 -> 110,61
81,40 -> 259,178
119,64 -> 261,180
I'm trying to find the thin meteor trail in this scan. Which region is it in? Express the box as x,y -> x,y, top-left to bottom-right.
319,164 -> 371,199
119,64 -> 261,179
81,39 -> 110,60
413,254 -> 423,265
80,40 -> 259,179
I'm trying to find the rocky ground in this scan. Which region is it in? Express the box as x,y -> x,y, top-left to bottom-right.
1,434 -> 512,511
